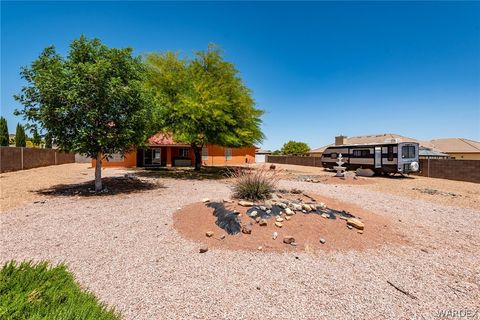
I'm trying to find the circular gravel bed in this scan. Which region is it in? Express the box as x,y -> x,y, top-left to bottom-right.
1,175 -> 479,319
173,194 -> 408,253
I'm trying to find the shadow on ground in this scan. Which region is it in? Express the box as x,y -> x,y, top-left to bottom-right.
36,176 -> 164,197
134,166 -> 242,181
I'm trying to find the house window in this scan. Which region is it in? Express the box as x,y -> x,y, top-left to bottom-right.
352,149 -> 370,157
330,153 -> 337,159
225,148 -> 232,160
179,148 -> 189,158
387,146 -> 394,161
110,153 -> 124,162
401,146 -> 415,159
202,147 -> 208,160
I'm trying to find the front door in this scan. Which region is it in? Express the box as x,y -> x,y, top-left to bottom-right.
374,147 -> 382,168
152,149 -> 161,165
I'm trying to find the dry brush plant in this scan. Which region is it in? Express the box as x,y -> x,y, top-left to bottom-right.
228,166 -> 282,201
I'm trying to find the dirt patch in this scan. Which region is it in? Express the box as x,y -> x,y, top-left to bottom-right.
295,174 -> 373,185
174,194 -> 409,253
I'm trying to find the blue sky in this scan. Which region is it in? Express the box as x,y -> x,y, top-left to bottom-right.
2,1 -> 479,150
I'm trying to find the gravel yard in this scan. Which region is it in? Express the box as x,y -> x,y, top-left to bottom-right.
1,164 -> 479,319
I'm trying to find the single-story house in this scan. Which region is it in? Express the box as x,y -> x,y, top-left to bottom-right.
309,134 -> 479,160
94,133 -> 256,168
255,149 -> 272,163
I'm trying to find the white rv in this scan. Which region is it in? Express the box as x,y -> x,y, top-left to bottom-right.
321,141 -> 420,175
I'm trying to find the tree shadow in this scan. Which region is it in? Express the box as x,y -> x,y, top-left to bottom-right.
134,166 -> 240,181
36,176 -> 164,197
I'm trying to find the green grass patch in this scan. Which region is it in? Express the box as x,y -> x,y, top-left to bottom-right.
0,260 -> 120,320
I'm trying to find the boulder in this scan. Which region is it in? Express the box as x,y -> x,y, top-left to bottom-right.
321,213 -> 330,219
259,219 -> 267,226
302,204 -> 312,212
239,200 -> 254,207
319,238 -> 326,244
284,216 -> 291,221
277,202 -> 287,209
205,231 -> 214,237
275,221 -> 283,228
202,198 -> 210,203
276,217 -> 284,222
241,223 -> 253,234
347,218 -> 365,230
199,246 -> 209,253
272,232 -> 278,240
283,236 -> 295,244
285,208 -> 294,216
259,205 -> 267,211
291,203 -> 302,211
255,217 -> 261,223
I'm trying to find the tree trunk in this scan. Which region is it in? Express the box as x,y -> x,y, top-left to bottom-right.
192,144 -> 202,171
95,152 -> 102,191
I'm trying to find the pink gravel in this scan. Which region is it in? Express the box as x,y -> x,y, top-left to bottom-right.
1,172 -> 479,319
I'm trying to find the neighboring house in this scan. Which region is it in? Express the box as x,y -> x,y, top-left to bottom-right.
310,133 -> 479,159
429,138 -> 480,160
94,133 -> 256,168
255,149 -> 272,163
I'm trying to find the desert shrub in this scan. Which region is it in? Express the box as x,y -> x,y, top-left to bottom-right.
229,166 -> 280,201
0,260 -> 120,320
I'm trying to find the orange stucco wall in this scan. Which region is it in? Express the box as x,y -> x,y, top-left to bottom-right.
202,145 -> 255,166
93,145 -> 255,167
91,150 -> 137,168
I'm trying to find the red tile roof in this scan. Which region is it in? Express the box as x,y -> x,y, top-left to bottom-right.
147,133 -> 190,146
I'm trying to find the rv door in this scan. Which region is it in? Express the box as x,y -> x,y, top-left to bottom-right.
374,147 -> 382,168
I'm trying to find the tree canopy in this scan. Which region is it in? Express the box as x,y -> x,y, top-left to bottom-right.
280,140 -> 310,156
14,36 -> 155,190
145,45 -> 264,169
0,117 -> 8,146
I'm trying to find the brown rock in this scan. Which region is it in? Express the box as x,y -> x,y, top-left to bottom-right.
205,231 -> 214,237
239,200 -> 254,207
347,218 -> 365,230
259,219 -> 267,226
283,236 -> 295,244
275,217 -> 284,222
284,216 -> 291,221
241,223 -> 253,234
275,221 -> 283,228
319,238 -> 326,244
199,246 -> 208,253
357,230 -> 364,234
255,216 -> 261,223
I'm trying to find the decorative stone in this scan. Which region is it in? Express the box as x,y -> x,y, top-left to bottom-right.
233,210 -> 241,215
275,217 -> 284,222
291,203 -> 302,211
206,231 -> 214,237
272,232 -> 278,240
319,238 -> 326,244
239,200 -> 254,207
277,202 -> 287,209
339,216 -> 348,220
241,223 -> 253,234
357,230 -> 364,234
347,218 -> 365,230
199,246 -> 209,253
259,206 -> 267,211
202,198 -> 210,203
223,199 -> 234,203
255,217 -> 261,223
250,210 -> 258,217
275,221 -> 283,228
259,219 -> 267,226
302,204 -> 312,212
285,208 -> 294,216
321,213 -> 330,219
264,201 -> 273,209
284,216 -> 291,221
347,225 -> 353,230
257,246 -> 263,251
283,236 -> 295,244
290,242 -> 297,246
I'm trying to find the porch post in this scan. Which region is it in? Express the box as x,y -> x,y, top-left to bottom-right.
166,147 -> 172,167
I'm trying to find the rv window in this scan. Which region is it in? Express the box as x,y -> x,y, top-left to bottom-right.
330,153 -> 337,159
352,149 -> 370,157
402,146 -> 415,159
388,146 -> 394,161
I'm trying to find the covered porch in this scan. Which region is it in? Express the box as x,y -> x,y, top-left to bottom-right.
136,146 -> 194,168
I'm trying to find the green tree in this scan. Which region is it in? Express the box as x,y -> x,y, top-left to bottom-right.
0,117 -> 9,146
280,140 -> 310,156
44,132 -> 52,148
15,123 -> 26,147
14,36 -> 154,191
31,129 -> 42,147
145,45 -> 264,170
271,150 -> 281,155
